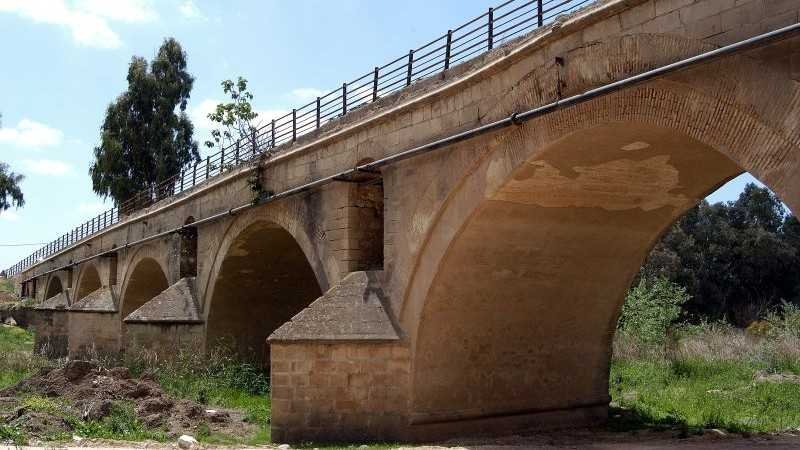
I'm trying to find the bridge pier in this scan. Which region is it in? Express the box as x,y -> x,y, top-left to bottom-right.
10,0 -> 800,442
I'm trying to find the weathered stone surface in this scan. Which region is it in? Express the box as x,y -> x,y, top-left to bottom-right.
36,290 -> 71,310
123,278 -> 202,324
69,287 -> 117,313
14,0 -> 800,442
269,271 -> 399,342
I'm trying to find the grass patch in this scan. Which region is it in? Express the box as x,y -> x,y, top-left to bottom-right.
13,395 -> 167,443
0,278 -> 13,294
611,333 -> 800,433
0,325 -> 47,390
0,324 -> 34,353
121,345 -> 271,445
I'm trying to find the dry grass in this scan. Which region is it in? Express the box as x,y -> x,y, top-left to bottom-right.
614,322 -> 800,366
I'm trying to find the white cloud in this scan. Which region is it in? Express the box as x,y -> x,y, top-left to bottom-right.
190,98 -> 287,131
0,119 -> 63,148
178,0 -> 205,20
288,88 -> 326,103
0,0 -> 157,49
77,201 -> 108,215
20,159 -> 72,176
189,98 -> 221,132
0,210 -> 20,221
76,0 -> 157,23
253,109 -> 290,127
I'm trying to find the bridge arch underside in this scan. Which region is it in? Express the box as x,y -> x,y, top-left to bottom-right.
75,264 -> 101,301
409,118 -> 797,429
45,275 -> 63,300
121,258 -> 169,320
206,221 -> 323,364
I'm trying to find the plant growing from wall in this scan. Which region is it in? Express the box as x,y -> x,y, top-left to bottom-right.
205,77 -> 262,153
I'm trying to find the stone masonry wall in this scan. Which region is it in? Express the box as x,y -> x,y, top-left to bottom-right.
67,312 -> 120,358
124,323 -> 204,357
270,342 -> 410,443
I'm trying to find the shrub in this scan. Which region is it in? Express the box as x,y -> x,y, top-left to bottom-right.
618,276 -> 690,345
765,301 -> 800,339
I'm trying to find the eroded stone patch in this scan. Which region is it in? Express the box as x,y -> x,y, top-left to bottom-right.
492,155 -> 687,211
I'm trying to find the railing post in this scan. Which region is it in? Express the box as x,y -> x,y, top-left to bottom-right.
537,0 -> 543,26
292,109 -> 297,142
488,7 -> 494,50
444,30 -> 452,70
206,156 -> 210,179
252,129 -> 257,155
271,119 -> 276,148
221,146 -> 226,171
316,97 -> 321,129
180,169 -> 185,191
235,141 -> 240,163
406,49 -> 413,86
342,83 -> 348,115
103,210 -> 108,228
373,67 -> 379,102
192,162 -> 197,187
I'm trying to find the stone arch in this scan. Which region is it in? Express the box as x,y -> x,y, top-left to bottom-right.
44,274 -> 64,301
74,263 -> 102,301
118,246 -> 170,319
402,70 -> 800,424
203,207 -> 326,363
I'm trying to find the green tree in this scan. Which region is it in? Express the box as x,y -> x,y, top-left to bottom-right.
618,276 -> 690,344
90,38 -> 199,206
640,183 -> 800,325
0,163 -> 24,211
0,114 -> 24,211
205,77 -> 261,153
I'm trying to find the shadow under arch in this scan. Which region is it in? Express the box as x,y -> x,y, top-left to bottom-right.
405,115 -> 798,426
75,264 -> 102,301
205,220 -> 323,364
119,257 -> 169,320
44,275 -> 64,300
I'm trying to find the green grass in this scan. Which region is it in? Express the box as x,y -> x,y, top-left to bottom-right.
122,345 -> 272,445
610,358 -> 800,433
156,375 -> 271,445
0,325 -> 44,389
0,324 -> 33,353
0,278 -> 13,295
16,395 -> 167,443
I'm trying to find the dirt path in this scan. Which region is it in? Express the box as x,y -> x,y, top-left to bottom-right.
4,431 -> 800,450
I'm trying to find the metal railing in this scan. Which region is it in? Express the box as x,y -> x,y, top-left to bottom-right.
6,0 -> 592,277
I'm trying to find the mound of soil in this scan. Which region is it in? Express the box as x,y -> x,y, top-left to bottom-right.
0,360 -> 252,440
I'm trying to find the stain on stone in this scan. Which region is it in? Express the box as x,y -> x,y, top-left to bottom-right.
492,155 -> 687,211
621,141 -> 651,151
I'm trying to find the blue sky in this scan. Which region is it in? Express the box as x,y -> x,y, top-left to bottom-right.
0,0 -> 765,270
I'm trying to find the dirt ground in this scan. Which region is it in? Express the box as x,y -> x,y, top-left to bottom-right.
0,360 -> 253,440
2,430 -> 800,450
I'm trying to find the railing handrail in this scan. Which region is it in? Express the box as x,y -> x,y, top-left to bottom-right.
6,0 -> 593,277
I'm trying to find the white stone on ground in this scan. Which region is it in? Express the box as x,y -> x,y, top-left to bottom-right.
177,434 -> 200,450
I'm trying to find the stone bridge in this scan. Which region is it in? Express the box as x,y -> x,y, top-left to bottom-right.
11,0 -> 800,442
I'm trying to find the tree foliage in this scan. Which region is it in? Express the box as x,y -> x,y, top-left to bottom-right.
640,183 -> 800,326
205,77 -> 260,152
90,38 -> 199,205
0,163 -> 24,211
618,277 -> 690,344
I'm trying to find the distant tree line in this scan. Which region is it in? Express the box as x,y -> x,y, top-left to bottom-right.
639,183 -> 800,326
